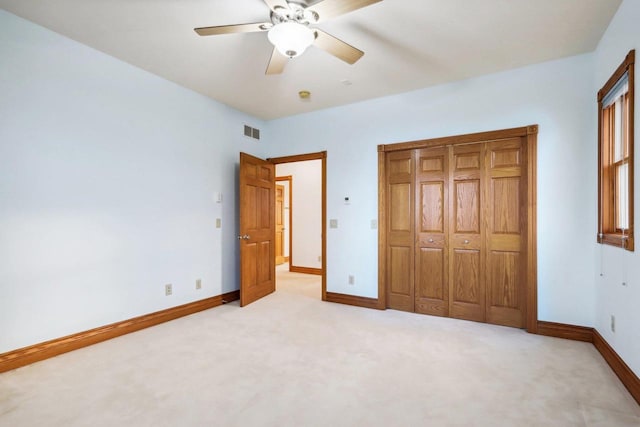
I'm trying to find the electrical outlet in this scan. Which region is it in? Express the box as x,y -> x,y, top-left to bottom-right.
317,255 -> 322,262
611,315 -> 615,333
165,284 -> 172,296
330,219 -> 338,229
348,275 -> 355,285
196,279 -> 202,290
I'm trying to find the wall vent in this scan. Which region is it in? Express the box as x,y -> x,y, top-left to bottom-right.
244,125 -> 260,140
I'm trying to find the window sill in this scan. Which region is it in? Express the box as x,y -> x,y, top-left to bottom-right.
598,233 -> 635,251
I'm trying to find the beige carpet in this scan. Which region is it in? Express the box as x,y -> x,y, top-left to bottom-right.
1,267 -> 639,427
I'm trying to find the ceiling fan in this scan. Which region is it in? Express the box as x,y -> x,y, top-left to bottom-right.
194,0 -> 382,74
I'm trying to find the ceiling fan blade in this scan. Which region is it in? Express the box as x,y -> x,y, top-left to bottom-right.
313,29 -> 364,64
194,22 -> 271,36
266,47 -> 289,75
263,0 -> 289,12
307,0 -> 382,22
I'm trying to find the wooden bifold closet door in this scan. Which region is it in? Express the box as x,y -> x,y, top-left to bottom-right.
382,128 -> 535,329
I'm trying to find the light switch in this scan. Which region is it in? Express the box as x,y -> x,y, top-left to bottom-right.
330,219 -> 338,229
216,218 -> 221,228
371,220 -> 378,229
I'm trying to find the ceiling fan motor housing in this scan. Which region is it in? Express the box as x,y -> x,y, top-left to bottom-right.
267,2 -> 319,58
270,2 -> 319,26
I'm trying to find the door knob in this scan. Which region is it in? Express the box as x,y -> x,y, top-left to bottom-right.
463,239 -> 470,244
237,235 -> 250,240
428,238 -> 434,243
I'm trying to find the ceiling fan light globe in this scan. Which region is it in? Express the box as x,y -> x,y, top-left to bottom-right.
267,22 -> 315,58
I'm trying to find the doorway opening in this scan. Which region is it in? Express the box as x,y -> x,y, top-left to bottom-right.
270,152 -> 327,301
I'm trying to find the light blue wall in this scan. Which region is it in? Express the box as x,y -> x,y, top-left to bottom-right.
0,10 -> 267,353
267,53 -> 597,327
593,0 -> 640,377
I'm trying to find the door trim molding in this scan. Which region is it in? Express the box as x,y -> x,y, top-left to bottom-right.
377,149 -> 387,310
269,151 -> 327,300
526,127 -> 539,333
379,125 -> 537,153
0,290 -> 240,373
378,125 -> 538,331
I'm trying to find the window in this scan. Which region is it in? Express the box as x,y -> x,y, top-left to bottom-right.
598,50 -> 635,251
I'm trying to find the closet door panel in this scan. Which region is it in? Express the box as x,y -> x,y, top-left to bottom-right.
449,144 -> 485,322
492,177 -> 520,233
454,180 -> 481,233
485,138 -> 525,328
390,183 -> 412,232
420,182 -> 444,232
386,150 -> 415,312
390,246 -> 412,294
453,249 -> 481,301
415,147 -> 448,316
416,248 -> 446,306
488,251 -> 520,308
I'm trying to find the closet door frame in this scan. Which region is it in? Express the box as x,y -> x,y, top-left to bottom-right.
378,125 -> 538,333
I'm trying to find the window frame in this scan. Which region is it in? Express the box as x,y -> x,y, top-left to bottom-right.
597,49 -> 635,251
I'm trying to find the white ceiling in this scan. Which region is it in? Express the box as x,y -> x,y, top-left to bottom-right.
0,0 -> 622,120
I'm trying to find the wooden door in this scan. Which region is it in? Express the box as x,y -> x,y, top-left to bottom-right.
275,184 -> 285,265
239,152 -> 275,307
385,150 -> 415,312
414,147 -> 449,316
484,138 -> 526,327
449,144 -> 485,323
